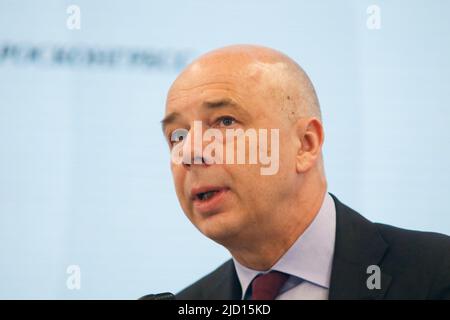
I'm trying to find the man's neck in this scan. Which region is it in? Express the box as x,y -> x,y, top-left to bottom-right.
229,185 -> 327,271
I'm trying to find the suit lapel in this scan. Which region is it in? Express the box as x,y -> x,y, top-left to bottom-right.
328,194 -> 392,299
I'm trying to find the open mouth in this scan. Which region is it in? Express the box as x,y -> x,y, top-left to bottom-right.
196,190 -> 220,201
191,186 -> 229,213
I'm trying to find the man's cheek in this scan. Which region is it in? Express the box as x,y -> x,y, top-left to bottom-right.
172,168 -> 184,189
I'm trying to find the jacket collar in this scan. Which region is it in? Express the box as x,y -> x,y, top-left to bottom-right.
203,260 -> 242,300
328,193 -> 392,299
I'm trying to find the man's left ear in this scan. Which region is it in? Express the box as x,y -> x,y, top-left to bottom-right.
295,117 -> 324,173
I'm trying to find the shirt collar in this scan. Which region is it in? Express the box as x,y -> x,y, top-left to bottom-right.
233,192 -> 336,298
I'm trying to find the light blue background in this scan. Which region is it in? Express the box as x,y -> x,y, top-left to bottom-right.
0,0 -> 449,299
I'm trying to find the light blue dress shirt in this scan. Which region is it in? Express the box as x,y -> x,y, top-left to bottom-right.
233,192 -> 336,300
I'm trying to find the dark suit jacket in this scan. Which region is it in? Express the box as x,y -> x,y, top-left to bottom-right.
176,194 -> 450,300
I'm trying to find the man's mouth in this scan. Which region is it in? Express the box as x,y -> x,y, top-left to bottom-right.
192,186 -> 228,201
196,190 -> 219,201
190,186 -> 230,213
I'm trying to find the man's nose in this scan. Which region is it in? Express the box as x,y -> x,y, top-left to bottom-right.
181,124 -> 208,168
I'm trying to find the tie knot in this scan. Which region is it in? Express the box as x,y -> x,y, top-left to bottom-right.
250,270 -> 289,300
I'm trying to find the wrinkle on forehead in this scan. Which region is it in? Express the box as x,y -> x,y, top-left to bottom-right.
168,60 -> 288,101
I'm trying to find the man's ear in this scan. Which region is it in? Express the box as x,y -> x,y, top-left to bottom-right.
295,117 -> 324,173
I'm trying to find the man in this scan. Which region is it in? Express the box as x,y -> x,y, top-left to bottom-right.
160,45 -> 450,299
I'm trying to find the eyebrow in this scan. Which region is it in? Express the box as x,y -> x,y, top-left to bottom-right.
160,111 -> 181,133
161,98 -> 246,133
202,98 -> 251,120
202,98 -> 238,110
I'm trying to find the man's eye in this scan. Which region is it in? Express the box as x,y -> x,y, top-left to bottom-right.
170,128 -> 188,145
217,116 -> 236,127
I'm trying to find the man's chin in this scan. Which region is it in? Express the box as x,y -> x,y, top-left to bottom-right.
197,211 -> 243,245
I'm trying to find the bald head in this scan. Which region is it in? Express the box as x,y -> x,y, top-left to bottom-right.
167,44 -> 321,122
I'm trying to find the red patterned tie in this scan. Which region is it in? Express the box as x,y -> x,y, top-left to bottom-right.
250,271 -> 289,300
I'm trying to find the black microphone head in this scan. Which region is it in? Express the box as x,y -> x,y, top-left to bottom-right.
139,292 -> 175,300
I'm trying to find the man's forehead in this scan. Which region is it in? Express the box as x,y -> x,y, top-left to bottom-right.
168,81 -> 238,103
165,86 -> 244,117
166,71 -> 252,115
168,71 -> 248,99
166,60 -> 283,109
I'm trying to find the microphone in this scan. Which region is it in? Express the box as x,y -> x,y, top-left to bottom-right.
139,292 -> 175,300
